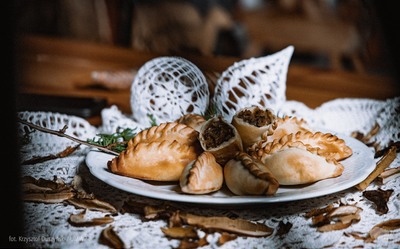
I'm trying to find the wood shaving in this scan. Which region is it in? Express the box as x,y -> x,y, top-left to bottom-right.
376,166 -> 400,185
161,226 -> 198,239
99,225 -> 125,249
355,146 -> 397,191
21,176 -> 75,203
306,204 -> 362,232
367,219 -> 400,242
67,197 -> 117,214
68,209 -> 114,227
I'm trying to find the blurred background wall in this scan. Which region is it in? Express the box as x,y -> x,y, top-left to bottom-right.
14,0 -> 397,77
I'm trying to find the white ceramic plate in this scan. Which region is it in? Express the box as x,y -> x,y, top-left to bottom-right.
85,134 -> 375,205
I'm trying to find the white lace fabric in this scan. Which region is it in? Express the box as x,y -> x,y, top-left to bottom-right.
18,96 -> 400,249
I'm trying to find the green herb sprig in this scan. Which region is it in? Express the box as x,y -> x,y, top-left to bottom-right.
87,127 -> 137,153
147,114 -> 158,127
204,104 -> 217,120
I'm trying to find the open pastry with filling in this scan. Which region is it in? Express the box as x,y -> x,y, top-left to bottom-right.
224,152 -> 279,196
250,140 -> 344,185
231,106 -> 277,150
108,140 -> 198,181
198,116 -> 243,165
180,152 -> 223,194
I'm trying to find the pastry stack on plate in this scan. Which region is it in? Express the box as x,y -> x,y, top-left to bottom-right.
107,106 -> 352,196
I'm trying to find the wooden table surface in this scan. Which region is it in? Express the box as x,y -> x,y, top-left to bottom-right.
15,35 -> 399,124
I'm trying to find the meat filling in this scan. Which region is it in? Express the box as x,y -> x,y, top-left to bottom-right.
203,120 -> 234,149
237,108 -> 275,127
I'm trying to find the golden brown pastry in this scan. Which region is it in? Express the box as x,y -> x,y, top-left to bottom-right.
108,140 -> 198,181
224,152 -> 279,196
198,116 -> 243,165
231,106 -> 277,150
176,113 -> 206,132
251,140 -> 344,185
277,131 -> 353,161
128,122 -> 199,148
179,152 -> 223,194
260,116 -> 312,144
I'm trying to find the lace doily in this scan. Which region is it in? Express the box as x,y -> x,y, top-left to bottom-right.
18,96 -> 400,249
99,105 -> 147,134
130,56 -> 210,126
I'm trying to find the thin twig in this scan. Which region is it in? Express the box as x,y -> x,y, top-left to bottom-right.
17,117 -> 119,156
22,144 -> 81,165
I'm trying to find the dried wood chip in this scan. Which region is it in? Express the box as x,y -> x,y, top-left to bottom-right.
67,197 -> 117,214
362,188 -> 393,214
161,226 -> 198,239
351,123 -> 380,144
313,207 -> 361,227
377,167 -> 400,185
355,146 -> 397,191
21,176 -> 75,203
346,219 -> 400,242
305,204 -> 335,218
22,176 -> 70,191
317,221 -> 352,232
344,231 -> 366,240
144,205 -> 172,220
68,209 -> 114,227
180,213 -> 273,237
121,200 -> 176,219
177,236 -> 209,249
367,219 -> 400,242
327,205 -> 362,218
336,213 -> 361,224
99,225 -> 125,249
218,232 -> 237,246
306,205 -> 362,232
169,211 -> 184,227
311,213 -> 330,226
22,190 -> 75,203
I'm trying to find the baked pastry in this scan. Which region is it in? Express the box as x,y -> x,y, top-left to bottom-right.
108,140 -> 198,181
198,116 -> 243,165
251,140 -> 344,185
277,131 -> 353,161
179,152 -> 223,194
231,106 -> 277,150
260,116 -> 312,144
176,113 -> 206,132
128,122 -> 199,148
224,152 -> 279,196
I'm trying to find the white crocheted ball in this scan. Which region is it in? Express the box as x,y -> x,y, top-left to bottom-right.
130,56 -> 209,126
